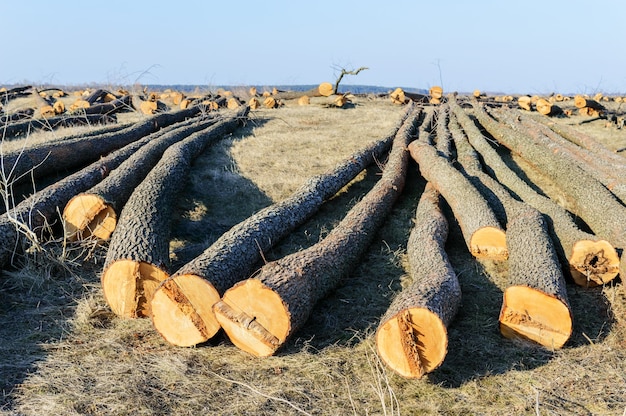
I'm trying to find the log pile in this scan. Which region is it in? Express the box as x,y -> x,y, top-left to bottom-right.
0,85 -> 624,382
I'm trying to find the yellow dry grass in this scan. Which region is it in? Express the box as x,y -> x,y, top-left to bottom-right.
0,93 -> 625,415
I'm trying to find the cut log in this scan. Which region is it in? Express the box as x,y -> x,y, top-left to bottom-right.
297,95 -> 310,106
1,106 -> 203,187
150,105 -> 415,347
101,106 -> 249,319
526,113 -> 626,172
407,140 -> 507,260
376,183 -> 461,378
495,109 -> 626,204
0,125 -> 164,268
517,96 -> 532,111
63,114 -> 221,241
263,96 -> 278,109
449,113 -> 572,349
213,106 -> 420,356
470,100 -> 626,281
499,208 -> 573,349
535,98 -> 562,116
0,113 -> 116,139
429,86 -> 443,100
449,97 -> 620,286
269,83 -> 333,101
574,95 -> 605,111
390,88 -> 407,105
77,95 -> 133,116
0,85 -> 32,104
248,97 -> 260,110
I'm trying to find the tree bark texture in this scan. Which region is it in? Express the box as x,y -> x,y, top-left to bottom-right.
375,183 -> 461,379
449,97 -> 620,286
494,108 -> 626,204
499,207 -> 573,349
213,106 -> 420,356
0,128 -> 162,268
1,106 -> 203,187
150,104 -> 416,347
407,139 -> 507,260
1,114 -> 116,139
63,113 -> 221,241
471,102 -> 626,261
101,106 -> 249,319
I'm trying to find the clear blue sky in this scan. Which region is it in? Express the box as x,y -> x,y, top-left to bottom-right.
2,1 -> 625,94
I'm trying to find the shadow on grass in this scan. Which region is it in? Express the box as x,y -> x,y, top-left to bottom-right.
169,117 -> 273,269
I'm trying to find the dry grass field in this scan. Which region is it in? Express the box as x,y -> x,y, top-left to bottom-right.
0,91 -> 625,415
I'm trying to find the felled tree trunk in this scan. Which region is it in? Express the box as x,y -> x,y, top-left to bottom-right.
0,127 -> 162,268
1,106 -> 203,186
375,183 -> 461,378
78,95 -> 133,116
407,140 -> 507,260
450,97 -> 620,286
1,113 -> 116,138
495,108 -> 626,204
471,101 -> 626,274
63,113 -> 221,241
101,106 -> 249,319
450,115 -> 572,349
500,208 -> 573,349
212,106 -> 419,357
150,105 -> 415,347
269,83 -> 333,101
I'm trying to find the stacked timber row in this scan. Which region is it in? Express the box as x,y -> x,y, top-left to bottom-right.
101,106 -> 249,319
375,183 -> 462,378
150,104 -> 416,347
212,105 -> 421,357
449,98 -> 620,287
470,100 -> 626,280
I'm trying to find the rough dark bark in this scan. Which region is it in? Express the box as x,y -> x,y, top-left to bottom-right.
63,113 -> 222,241
0,86 -> 32,104
0,113 -> 116,139
448,112 -> 573,349
407,138 -> 507,260
0,127 -> 164,268
150,104 -> 416,347
101,106 -> 249,319
529,113 -> 626,169
495,108 -> 626,204
450,97 -> 620,286
1,106 -> 203,187
471,101 -> 626,260
499,207 -> 573,349
77,95 -> 133,116
0,108 -> 35,124
213,106 -> 420,357
375,183 -> 461,378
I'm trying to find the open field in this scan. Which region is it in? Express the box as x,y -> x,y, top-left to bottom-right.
0,89 -> 625,415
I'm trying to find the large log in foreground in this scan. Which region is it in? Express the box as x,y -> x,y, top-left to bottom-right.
213,106 -> 419,357
407,140 -> 507,260
376,183 -> 461,378
101,106 -> 249,319
500,208 -> 573,349
1,106 -> 203,187
449,97 -> 620,286
150,105 -> 416,347
471,101 -> 626,278
63,113 -> 221,241
1,113 -> 116,139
